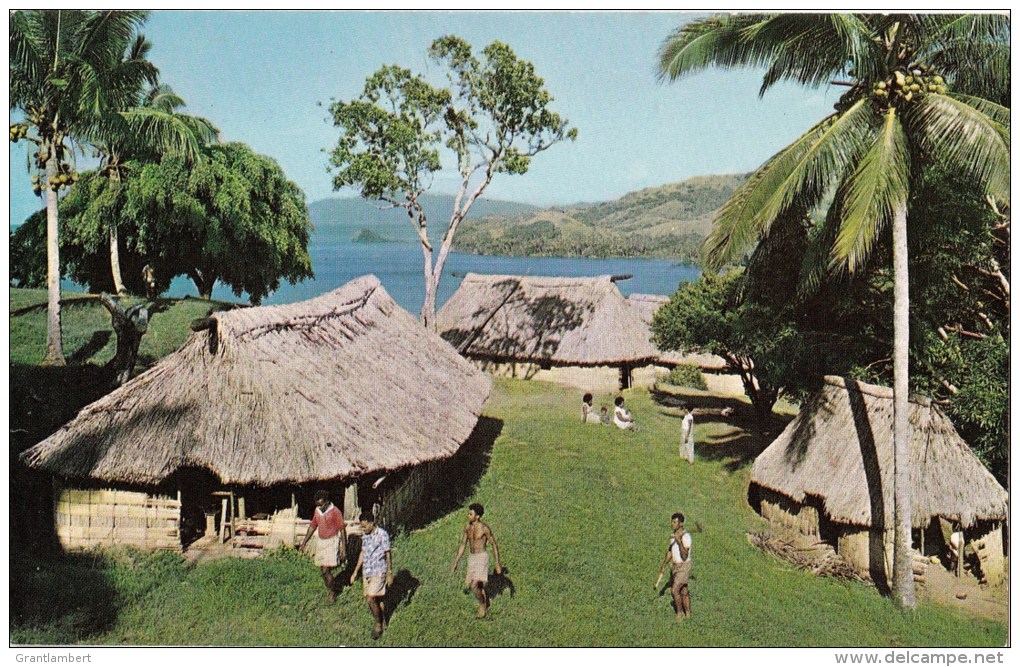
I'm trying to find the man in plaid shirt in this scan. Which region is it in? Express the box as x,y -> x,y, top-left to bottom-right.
350,512 -> 393,639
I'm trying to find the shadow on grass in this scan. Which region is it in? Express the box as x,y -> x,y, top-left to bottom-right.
384,569 -> 422,624
10,550 -> 120,643
408,416 -> 504,531
66,330 -> 113,365
650,386 -> 795,472
488,566 -> 516,601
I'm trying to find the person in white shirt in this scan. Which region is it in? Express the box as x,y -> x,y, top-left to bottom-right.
655,512 -> 692,623
680,409 -> 695,463
613,396 -> 638,431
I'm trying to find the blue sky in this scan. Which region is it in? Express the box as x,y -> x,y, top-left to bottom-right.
9,10 -> 841,226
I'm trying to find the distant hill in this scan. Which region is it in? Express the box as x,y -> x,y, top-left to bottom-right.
454,174 -> 746,260
308,193 -> 539,244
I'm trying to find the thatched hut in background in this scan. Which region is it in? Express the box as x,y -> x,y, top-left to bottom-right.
436,273 -> 657,390
22,275 -> 492,554
749,376 -> 1008,585
626,293 -> 732,390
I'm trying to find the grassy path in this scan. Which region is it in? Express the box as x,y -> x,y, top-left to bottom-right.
11,378 -> 1005,646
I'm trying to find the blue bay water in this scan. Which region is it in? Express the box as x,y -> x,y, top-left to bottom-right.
248,239 -> 698,312
60,237 -> 700,313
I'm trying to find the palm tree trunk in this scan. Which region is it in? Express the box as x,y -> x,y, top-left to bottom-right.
43,151 -> 66,366
891,201 -> 916,608
109,171 -> 126,295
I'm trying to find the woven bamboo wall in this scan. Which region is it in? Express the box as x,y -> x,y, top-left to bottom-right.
54,484 -> 181,551
837,527 -> 894,578
973,526 -> 1006,585
758,489 -> 820,537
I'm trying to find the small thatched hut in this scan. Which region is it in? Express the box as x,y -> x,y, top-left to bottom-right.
626,293 -> 729,372
437,273 -> 656,389
749,376 -> 1008,585
22,275 -> 492,553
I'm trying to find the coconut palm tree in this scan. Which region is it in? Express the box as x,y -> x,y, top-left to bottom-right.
658,13 -> 1009,608
10,9 -> 152,364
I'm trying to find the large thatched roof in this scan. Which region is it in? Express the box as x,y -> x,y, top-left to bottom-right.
626,293 -> 728,371
751,376 -> 1007,529
436,273 -> 657,367
22,275 -> 492,486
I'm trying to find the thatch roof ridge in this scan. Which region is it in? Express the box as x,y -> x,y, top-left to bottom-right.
626,293 -> 728,372
751,376 -> 1007,529
822,374 -> 931,407
22,276 -> 492,487
457,272 -> 617,287
437,273 -> 657,366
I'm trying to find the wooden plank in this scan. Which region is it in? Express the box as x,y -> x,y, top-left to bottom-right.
219,498 -> 229,542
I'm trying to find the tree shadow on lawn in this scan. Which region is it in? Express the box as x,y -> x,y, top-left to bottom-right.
650,387 -> 795,472
10,550 -> 121,643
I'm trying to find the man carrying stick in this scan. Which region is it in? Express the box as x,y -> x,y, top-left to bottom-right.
451,503 -> 502,618
656,512 -> 692,623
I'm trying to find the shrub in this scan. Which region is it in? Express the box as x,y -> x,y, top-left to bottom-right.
666,363 -> 707,390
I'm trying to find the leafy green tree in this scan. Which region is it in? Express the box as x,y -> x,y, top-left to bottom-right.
10,9 -> 152,365
13,143 -> 314,304
906,166 -> 1009,483
329,35 -> 577,328
86,73 -> 219,295
659,13 -> 1009,607
652,270 -> 781,422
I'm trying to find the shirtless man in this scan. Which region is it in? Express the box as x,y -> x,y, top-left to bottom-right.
451,503 -> 502,618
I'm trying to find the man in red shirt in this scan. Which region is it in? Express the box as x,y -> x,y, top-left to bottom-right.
300,490 -> 347,602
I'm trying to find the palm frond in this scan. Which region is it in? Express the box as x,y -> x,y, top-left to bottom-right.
657,14 -> 772,82
922,13 -> 1010,45
928,42 -> 1010,104
910,94 -> 1010,205
796,196 -> 846,297
119,107 -> 219,164
831,108 -> 909,273
144,84 -> 187,112
948,93 -> 1010,127
749,14 -> 882,95
703,99 -> 876,269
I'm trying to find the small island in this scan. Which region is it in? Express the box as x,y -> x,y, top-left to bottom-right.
351,227 -> 394,244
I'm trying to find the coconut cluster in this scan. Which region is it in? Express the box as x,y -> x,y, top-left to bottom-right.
31,163 -> 79,194
9,124 -> 28,142
872,67 -> 947,104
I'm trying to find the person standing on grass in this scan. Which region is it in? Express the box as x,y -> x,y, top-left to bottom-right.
299,490 -> 347,602
350,512 -> 393,640
680,409 -> 695,463
451,503 -> 503,618
655,512 -> 692,623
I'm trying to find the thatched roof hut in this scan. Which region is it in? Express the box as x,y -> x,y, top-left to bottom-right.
751,376 -> 1007,531
22,275 -> 492,487
626,293 -> 728,371
437,273 -> 656,367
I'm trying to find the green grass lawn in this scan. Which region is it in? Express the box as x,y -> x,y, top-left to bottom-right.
8,290 -> 1007,646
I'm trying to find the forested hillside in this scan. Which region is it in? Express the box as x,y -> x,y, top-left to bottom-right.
454,174 -> 746,259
